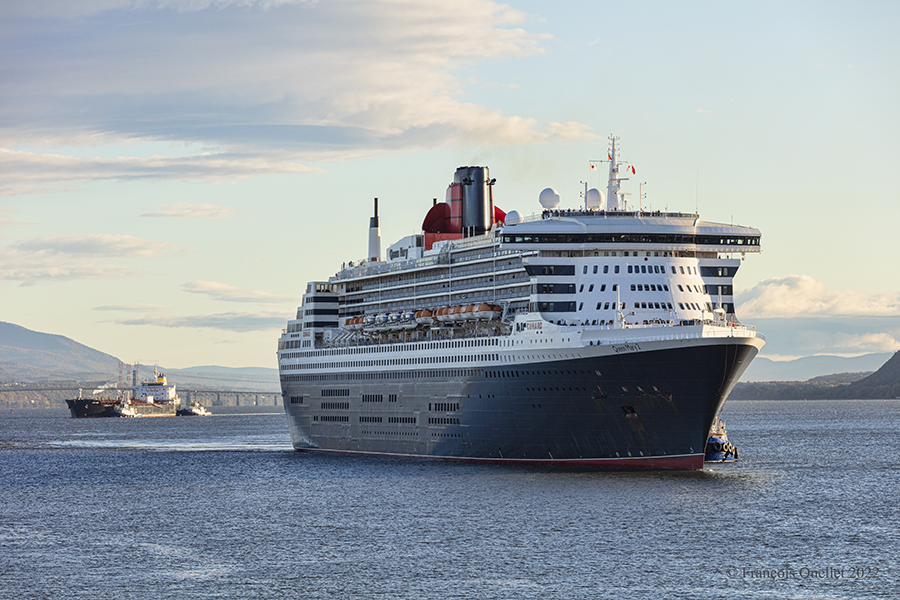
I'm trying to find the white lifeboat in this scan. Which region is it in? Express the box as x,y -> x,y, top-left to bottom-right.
472,303 -> 496,320
363,314 -> 376,330
401,310 -> 417,329
435,306 -> 451,323
415,309 -> 435,326
387,312 -> 403,330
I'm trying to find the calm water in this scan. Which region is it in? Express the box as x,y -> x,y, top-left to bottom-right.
1,401 -> 897,599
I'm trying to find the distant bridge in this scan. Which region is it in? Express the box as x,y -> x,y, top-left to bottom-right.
0,386 -> 282,408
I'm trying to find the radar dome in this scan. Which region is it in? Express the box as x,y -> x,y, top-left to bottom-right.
585,188 -> 605,209
505,210 -> 523,225
539,188 -> 560,209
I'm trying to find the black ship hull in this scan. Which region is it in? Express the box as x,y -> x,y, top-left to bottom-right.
65,398 -> 176,418
281,338 -> 759,470
66,398 -> 119,418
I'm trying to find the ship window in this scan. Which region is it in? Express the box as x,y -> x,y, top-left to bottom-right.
679,266 -> 685,274
663,285 -> 669,291
593,265 -> 598,274
637,284 -> 643,291
583,266 -> 588,274
604,302 -> 610,310
667,302 -> 673,309
634,302 -> 639,308
600,284 -> 606,292
678,285 -> 684,292
579,302 -> 583,310
628,265 -> 633,274
579,284 -> 584,292
641,302 -> 647,309
640,266 -> 647,274
596,302 -> 602,310
654,303 -> 661,309
671,266 -> 676,274
654,266 -> 660,273
614,266 -> 620,274
589,284 -> 594,292
612,284 -> 618,291
650,284 -> 656,291
631,284 -> 636,291
604,266 -> 609,274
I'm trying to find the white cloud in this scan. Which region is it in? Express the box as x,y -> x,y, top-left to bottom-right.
0,208 -> 34,226
115,310 -> 285,332
141,203 -> 236,218
0,149 -> 323,193
737,275 -> 900,318
94,304 -> 170,312
0,234 -> 178,284
825,332 -> 900,353
182,280 -> 292,304
11,234 -> 178,257
1,0 -> 592,193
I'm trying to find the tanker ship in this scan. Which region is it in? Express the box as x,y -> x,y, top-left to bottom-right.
66,367 -> 179,418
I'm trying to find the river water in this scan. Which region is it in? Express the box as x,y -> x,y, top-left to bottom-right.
1,401 -> 896,599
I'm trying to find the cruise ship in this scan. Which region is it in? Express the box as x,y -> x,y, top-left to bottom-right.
278,137 -> 764,469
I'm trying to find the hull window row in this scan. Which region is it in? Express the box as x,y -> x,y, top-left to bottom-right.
320,402 -> 350,410
321,389 -> 350,397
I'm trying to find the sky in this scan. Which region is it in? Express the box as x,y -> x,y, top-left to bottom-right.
2,0 -> 899,368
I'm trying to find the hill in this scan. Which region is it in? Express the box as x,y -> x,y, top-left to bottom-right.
0,322 -> 279,391
731,351 -> 900,400
0,321 -> 121,380
739,353 -> 892,382
838,352 -> 900,399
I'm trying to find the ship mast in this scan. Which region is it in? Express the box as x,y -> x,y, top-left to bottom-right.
606,135 -> 629,211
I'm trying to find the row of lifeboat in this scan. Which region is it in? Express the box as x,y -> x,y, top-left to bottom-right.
343,304 -> 502,332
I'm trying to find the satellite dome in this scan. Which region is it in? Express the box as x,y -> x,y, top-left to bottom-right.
585,188 -> 605,209
505,210 -> 522,225
539,187 -> 560,209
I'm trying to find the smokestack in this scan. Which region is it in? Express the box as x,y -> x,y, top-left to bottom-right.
454,166 -> 493,236
368,197 -> 381,261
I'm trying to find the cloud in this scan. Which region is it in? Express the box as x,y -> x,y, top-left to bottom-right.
543,121 -> 602,140
182,280 -> 292,304
745,315 -> 900,360
826,332 -> 900,353
94,304 -> 170,312
116,310 -> 286,332
1,1 -> 592,192
141,203 -> 236,218
737,275 -> 900,318
0,208 -> 34,226
0,148 -> 323,193
10,234 -> 178,257
0,234 -> 177,284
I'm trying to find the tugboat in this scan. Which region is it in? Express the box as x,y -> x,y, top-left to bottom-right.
704,415 -> 739,462
177,400 -> 211,416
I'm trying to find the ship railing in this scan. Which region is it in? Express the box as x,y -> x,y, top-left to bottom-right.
315,327 -> 510,350
537,209 -> 700,220
598,322 -> 763,344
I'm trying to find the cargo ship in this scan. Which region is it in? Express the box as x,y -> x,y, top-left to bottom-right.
277,136 -> 764,469
66,367 -> 179,418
